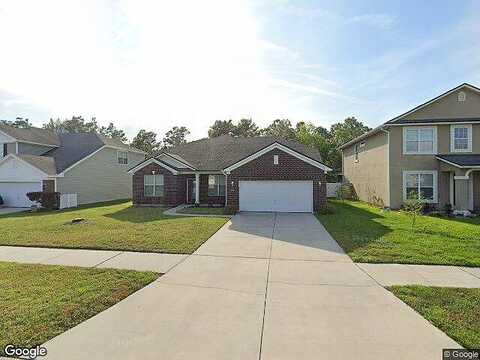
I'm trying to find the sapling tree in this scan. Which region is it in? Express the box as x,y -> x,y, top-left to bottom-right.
403,191 -> 424,231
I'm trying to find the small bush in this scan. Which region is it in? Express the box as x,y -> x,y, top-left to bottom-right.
317,206 -> 335,215
26,192 -> 60,210
0,195 -> 3,206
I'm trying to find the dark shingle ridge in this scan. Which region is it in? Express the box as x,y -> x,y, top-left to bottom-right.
161,135 -> 324,171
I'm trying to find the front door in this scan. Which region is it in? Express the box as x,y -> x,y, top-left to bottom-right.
186,179 -> 196,204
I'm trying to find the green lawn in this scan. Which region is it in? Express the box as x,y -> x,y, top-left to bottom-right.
0,201 -> 228,254
317,200 -> 480,266
389,286 -> 480,349
177,206 -> 228,216
0,261 -> 158,355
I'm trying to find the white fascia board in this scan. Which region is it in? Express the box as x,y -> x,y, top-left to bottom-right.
223,142 -> 332,173
163,153 -> 196,170
0,153 -> 50,177
127,158 -> 178,175
105,145 -> 146,155
59,146 -> 106,175
389,121 -> 479,126
435,156 -> 480,169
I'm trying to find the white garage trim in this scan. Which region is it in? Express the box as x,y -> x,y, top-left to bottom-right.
239,180 -> 313,213
223,142 -> 332,173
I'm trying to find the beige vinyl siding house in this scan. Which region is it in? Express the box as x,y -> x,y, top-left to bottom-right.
342,83 -> 480,212
57,147 -> 145,205
342,131 -> 389,207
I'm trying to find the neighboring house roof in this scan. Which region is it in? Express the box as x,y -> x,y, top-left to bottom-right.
436,154 -> 480,168
340,82 -> 480,150
17,154 -> 58,175
0,124 -> 61,146
130,135 -> 328,173
0,124 -> 145,176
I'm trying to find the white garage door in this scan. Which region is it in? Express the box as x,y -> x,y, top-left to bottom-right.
239,180 -> 313,213
0,182 -> 41,207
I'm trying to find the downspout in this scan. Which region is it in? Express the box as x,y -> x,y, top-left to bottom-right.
222,170 -> 228,207
380,127 -> 391,209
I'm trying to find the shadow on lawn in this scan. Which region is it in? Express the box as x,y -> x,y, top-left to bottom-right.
320,201 -> 392,252
104,206 -> 182,223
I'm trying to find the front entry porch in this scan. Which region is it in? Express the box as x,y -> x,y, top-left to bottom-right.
437,155 -> 480,212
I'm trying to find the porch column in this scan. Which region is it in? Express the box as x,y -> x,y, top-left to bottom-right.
195,173 -> 200,204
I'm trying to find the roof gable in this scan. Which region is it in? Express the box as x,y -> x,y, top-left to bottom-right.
0,124 -> 60,146
388,83 -> 480,124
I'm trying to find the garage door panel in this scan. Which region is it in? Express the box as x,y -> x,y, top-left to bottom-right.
239,181 -> 313,213
0,182 -> 41,207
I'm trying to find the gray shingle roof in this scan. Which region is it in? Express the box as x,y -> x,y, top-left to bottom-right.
0,124 -> 144,174
17,154 -> 57,175
436,154 -> 480,167
161,135 -> 325,171
0,124 -> 61,146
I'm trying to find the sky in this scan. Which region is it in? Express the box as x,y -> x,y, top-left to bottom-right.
0,0 -> 479,141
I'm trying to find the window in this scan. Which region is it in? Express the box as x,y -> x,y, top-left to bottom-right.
403,127 -> 437,154
273,155 -> 279,165
144,174 -> 164,197
2,143 -> 6,157
117,151 -> 128,164
458,91 -> 466,102
451,125 -> 472,152
208,175 -> 226,196
403,171 -> 437,203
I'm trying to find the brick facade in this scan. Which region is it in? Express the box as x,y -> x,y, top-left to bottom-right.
226,148 -> 327,212
132,149 -> 326,211
133,164 -> 186,206
132,164 -> 225,206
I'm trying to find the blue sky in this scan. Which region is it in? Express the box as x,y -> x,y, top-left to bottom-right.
0,0 -> 478,139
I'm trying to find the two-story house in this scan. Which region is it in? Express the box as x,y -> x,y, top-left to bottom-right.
341,83 -> 480,212
0,124 -> 145,207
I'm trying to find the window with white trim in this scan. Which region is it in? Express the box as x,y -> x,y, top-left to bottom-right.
117,151 -> 128,164
208,175 -> 226,196
451,125 -> 472,152
403,127 -> 437,154
144,174 -> 164,197
403,171 -> 437,203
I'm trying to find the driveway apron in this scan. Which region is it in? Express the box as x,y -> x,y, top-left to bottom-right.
42,212 -> 458,360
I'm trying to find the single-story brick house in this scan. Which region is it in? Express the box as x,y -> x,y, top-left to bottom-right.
128,135 -> 332,213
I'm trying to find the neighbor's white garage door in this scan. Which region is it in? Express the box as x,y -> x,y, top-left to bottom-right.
0,182 -> 41,207
239,180 -> 313,213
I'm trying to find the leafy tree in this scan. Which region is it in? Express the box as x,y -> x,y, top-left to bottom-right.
1,117 -> 31,128
261,119 -> 296,140
329,116 -> 370,148
43,116 -> 99,133
163,126 -> 190,148
232,118 -> 259,137
208,120 -> 236,137
99,122 -> 128,142
131,129 -> 161,155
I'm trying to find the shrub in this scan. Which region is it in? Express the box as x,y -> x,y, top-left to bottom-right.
317,206 -> 335,215
26,192 -> 60,210
0,195 -> 3,206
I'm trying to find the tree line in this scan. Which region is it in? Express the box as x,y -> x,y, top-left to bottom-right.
1,116 -> 371,173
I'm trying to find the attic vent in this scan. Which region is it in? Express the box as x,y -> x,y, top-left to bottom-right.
458,91 -> 466,102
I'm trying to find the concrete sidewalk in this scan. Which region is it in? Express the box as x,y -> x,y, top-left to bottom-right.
0,246 -> 186,273
38,213 -> 461,360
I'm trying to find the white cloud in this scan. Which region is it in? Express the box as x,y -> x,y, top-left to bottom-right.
0,0 -> 349,139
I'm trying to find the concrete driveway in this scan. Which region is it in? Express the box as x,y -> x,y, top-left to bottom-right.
0,207 -> 27,215
43,212 -> 458,360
